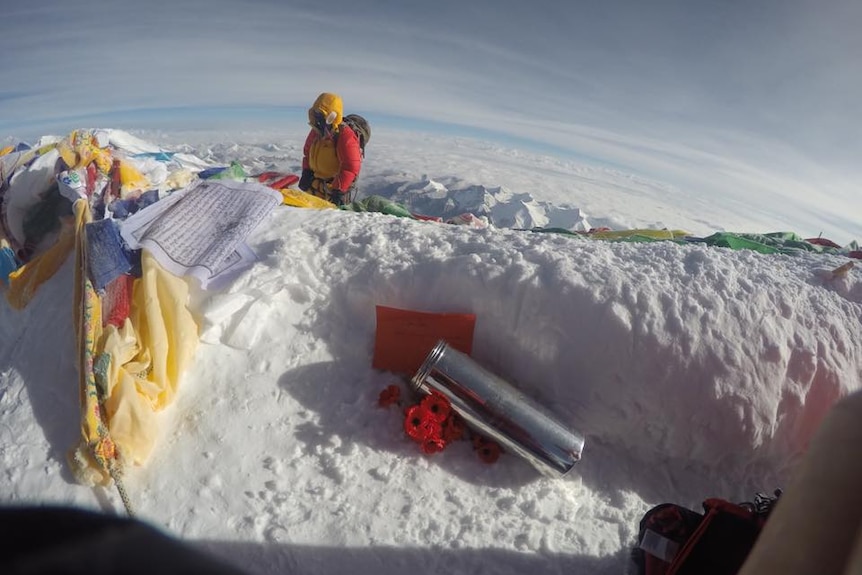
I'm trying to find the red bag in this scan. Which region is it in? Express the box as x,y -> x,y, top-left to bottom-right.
633,492 -> 780,575
668,499 -> 765,575
634,503 -> 704,575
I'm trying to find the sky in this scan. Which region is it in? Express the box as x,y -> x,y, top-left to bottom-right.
1,129 -> 861,574
1,1 -> 861,243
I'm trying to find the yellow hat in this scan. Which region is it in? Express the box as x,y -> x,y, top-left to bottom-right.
308,92 -> 343,130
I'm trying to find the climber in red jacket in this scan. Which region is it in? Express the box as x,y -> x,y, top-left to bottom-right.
298,92 -> 362,206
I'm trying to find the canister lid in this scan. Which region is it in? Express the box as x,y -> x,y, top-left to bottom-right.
410,339 -> 448,391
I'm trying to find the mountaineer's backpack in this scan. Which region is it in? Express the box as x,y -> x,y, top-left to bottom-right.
341,114 -> 370,158
631,490 -> 781,575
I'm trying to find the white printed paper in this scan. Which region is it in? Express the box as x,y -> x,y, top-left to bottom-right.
120,179 -> 282,288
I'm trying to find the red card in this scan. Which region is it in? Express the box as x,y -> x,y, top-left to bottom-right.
373,305 -> 476,374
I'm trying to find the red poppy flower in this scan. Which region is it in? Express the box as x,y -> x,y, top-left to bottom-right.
403,405 -> 442,442
441,414 -> 466,442
420,393 -> 451,423
378,384 -> 401,408
421,437 -> 447,455
474,437 -> 502,464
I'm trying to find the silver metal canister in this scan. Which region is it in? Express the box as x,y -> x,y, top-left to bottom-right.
411,340 -> 585,477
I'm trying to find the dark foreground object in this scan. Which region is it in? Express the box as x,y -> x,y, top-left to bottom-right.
0,506 -> 245,575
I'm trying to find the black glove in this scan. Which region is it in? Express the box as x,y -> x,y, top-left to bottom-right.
298,169 -> 314,192
329,189 -> 345,206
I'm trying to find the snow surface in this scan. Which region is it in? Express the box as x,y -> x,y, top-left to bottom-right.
1,129 -> 861,575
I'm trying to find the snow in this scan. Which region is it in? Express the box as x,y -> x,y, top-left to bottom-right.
1,128 -> 861,575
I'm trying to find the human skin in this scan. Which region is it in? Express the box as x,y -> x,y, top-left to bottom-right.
738,390 -> 862,575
